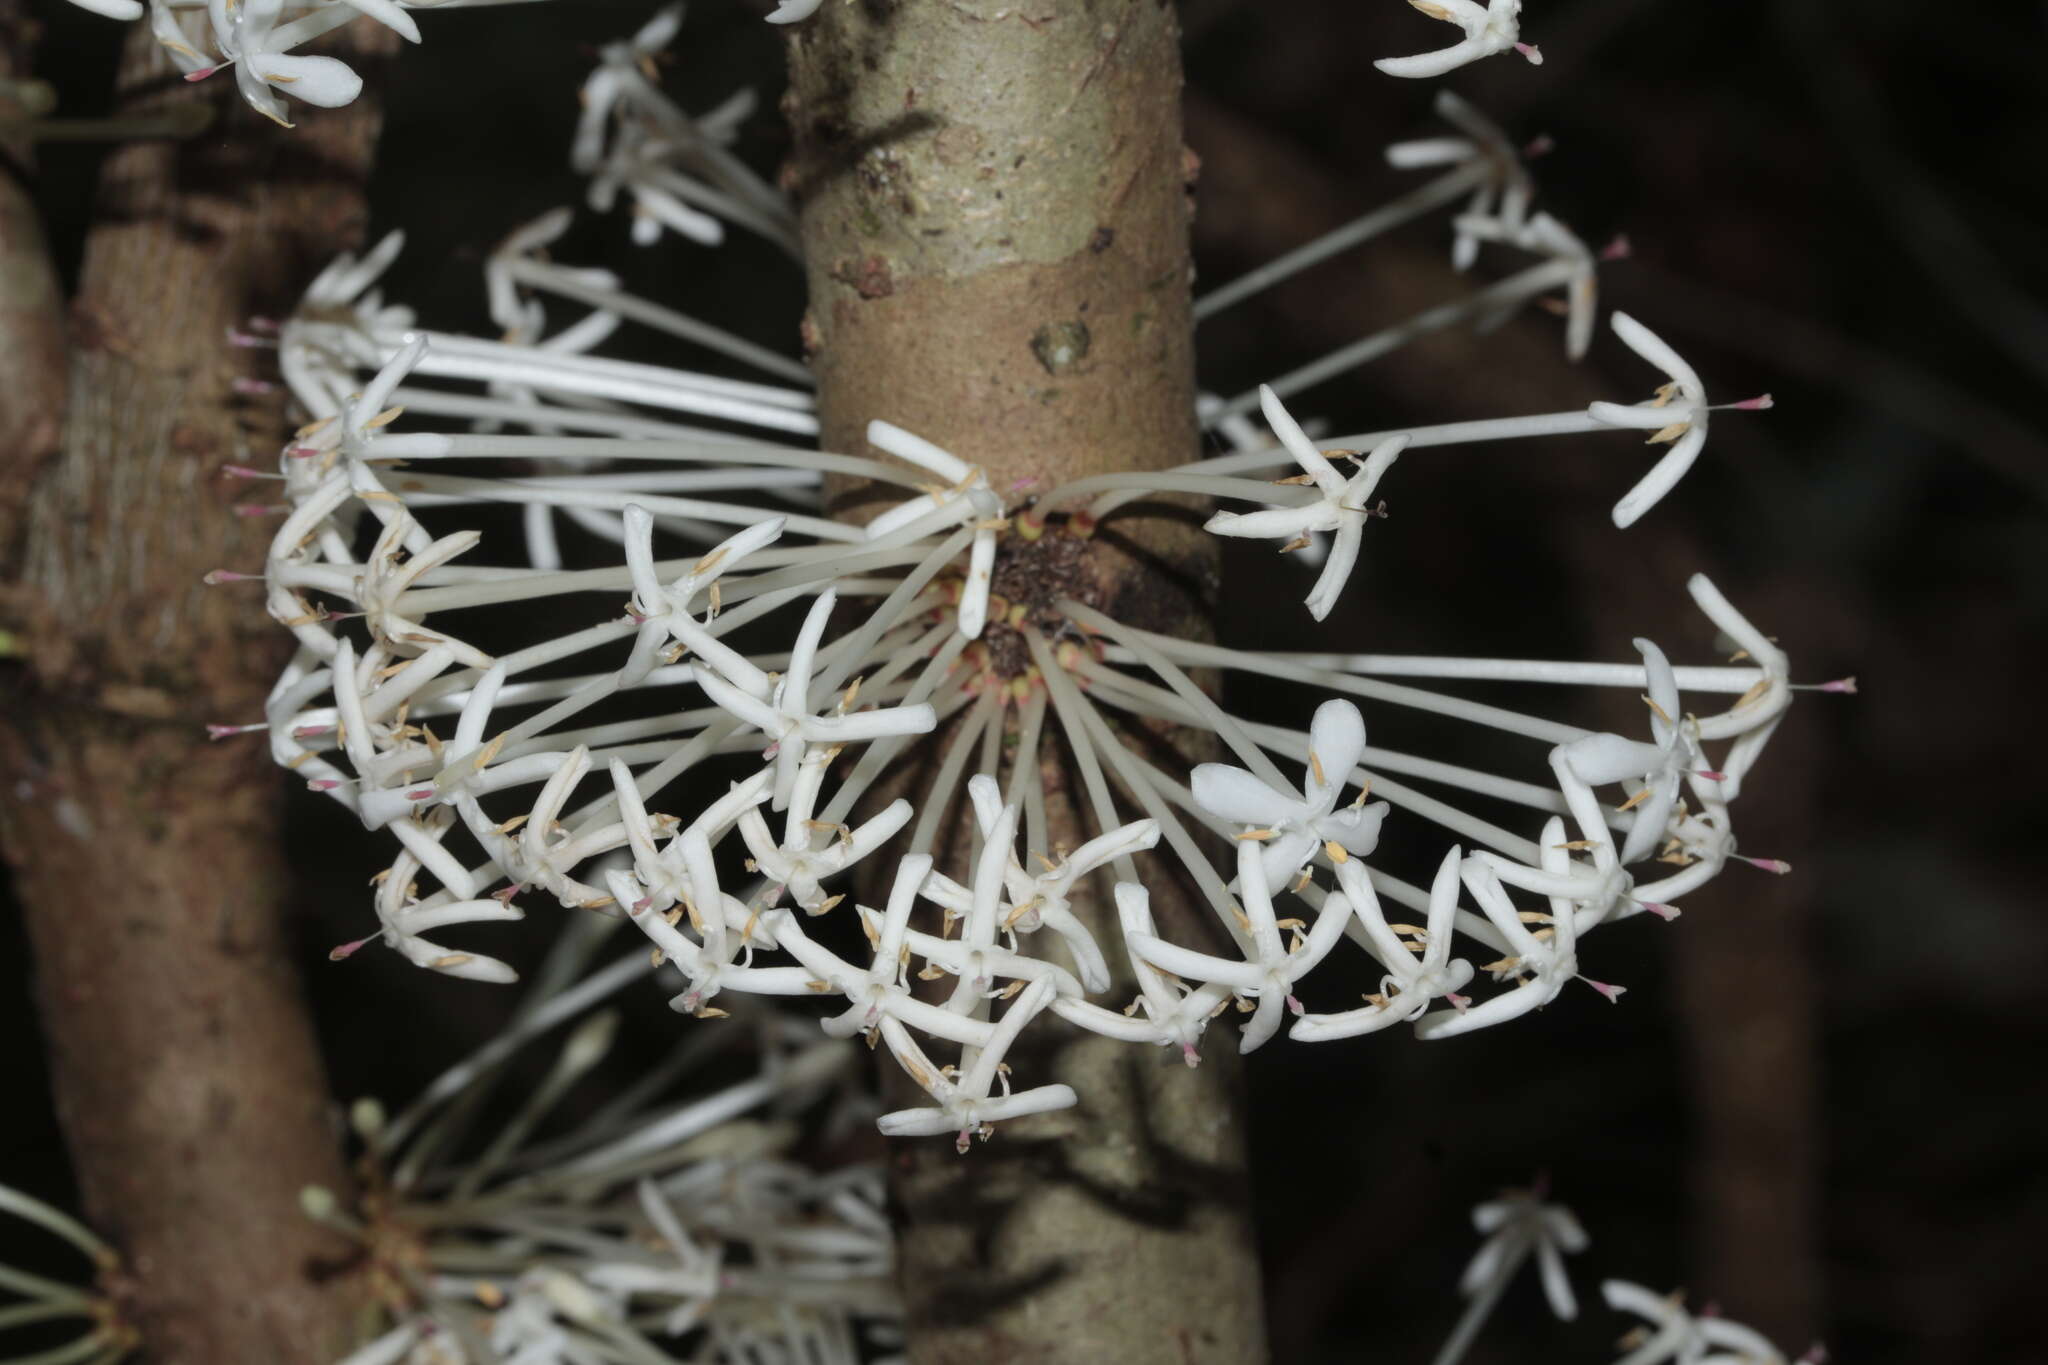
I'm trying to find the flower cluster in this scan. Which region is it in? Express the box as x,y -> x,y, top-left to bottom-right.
1430,1187 -> 1812,1365
306,921 -> 904,1365
197,0 -> 1833,1185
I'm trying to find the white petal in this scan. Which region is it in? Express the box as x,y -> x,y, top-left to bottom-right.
1258,385 -> 1344,494
1610,423 -> 1707,529
251,54 -> 363,110
764,0 -> 825,23
1608,312 -> 1702,397
1560,731 -> 1665,786
1190,763 -> 1290,826
1306,699 -> 1367,801
1373,41 -> 1485,80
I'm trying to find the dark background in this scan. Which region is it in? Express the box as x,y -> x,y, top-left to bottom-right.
4,0 -> 2043,1360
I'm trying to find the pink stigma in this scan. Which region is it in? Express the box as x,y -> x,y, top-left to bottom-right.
1583,978 -> 1627,1003
491,885 -> 522,903
1524,133 -> 1555,158
231,376 -> 276,396
234,503 -> 284,518
1635,900 -> 1681,922
1515,41 -> 1543,64
1733,393 -> 1775,411
1600,234 -> 1632,262
307,779 -> 342,791
406,788 -> 435,802
1447,991 -> 1471,1011
1738,855 -> 1793,875
328,935 -> 375,961
203,569 -> 257,585
1286,993 -> 1304,1016
1181,1043 -> 1201,1067
222,464 -> 268,480
205,723 -> 260,741
1695,768 -> 1727,782
183,66 -> 217,82
1820,676 -> 1858,694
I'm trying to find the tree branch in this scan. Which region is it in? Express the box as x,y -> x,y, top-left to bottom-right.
0,23 -> 395,1362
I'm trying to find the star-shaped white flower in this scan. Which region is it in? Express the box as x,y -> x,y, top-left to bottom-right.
822,855 -> 1004,1048
1291,847 -> 1475,1041
736,746 -> 912,914
1192,697 -> 1389,888
354,840 -> 525,985
583,1180 -> 722,1337
1205,387 -> 1406,621
918,774 -> 1150,993
607,757 -> 771,919
1453,209 -> 1599,359
695,589 -> 937,809
1386,91 -> 1533,273
1374,0 -> 1541,81
875,978 -> 1079,1153
1126,841 -> 1353,1054
1415,824 -> 1625,1039
198,0 -> 369,128
621,506 -> 787,694
1601,1280 -> 1792,1365
1555,637 -> 1701,868
1686,573 -> 1794,797
1461,1186 -> 1589,1322
607,825 -> 815,1016
1050,884 -> 1230,1066
863,420 -> 1003,640
1590,313 -> 1772,529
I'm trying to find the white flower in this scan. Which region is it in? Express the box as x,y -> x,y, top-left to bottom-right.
1374,0 -> 1541,81
359,839 -> 526,984
1601,1280 -> 1791,1365
201,0 -> 367,128
1126,841 -> 1353,1053
608,760 -> 772,919
1191,697 -> 1388,887
1290,847 -> 1474,1040
621,507 -> 786,693
1051,884 -> 1230,1065
823,856 -> 1004,1047
1555,637 -> 1699,867
609,822 -> 813,1015
917,774 -> 1149,993
1386,91 -> 1533,273
1590,313 -> 1772,529
1204,387 -> 1406,621
875,978 -> 1078,1152
905,788 -> 1091,1012
736,746 -> 911,914
1415,826 -> 1623,1038
1462,1186 -> 1589,1320
583,1180 -> 722,1336
863,420 -> 1004,640
1685,573 -> 1793,798
695,589 -> 938,809
1453,209 -> 1599,359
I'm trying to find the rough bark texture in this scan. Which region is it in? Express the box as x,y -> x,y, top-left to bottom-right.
0,2 -> 65,537
0,25 -> 394,1364
785,5 -> 1267,1362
